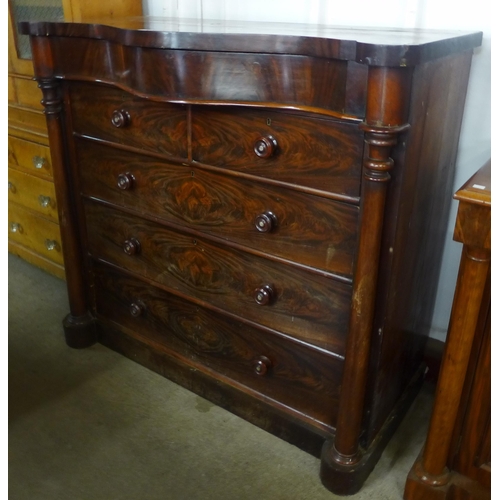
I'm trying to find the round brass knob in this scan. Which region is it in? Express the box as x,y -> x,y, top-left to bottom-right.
111,109 -> 130,128
123,238 -> 141,256
129,302 -> 144,318
254,136 -> 278,159
254,284 -> 275,306
117,173 -> 135,190
255,212 -> 277,233
254,356 -> 272,376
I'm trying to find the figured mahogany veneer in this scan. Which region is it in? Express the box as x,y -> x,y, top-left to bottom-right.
84,201 -> 352,354
21,18 -> 481,495
76,139 -> 359,278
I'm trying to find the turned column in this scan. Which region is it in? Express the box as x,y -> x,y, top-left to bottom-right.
321,66 -> 411,495
31,36 -> 96,348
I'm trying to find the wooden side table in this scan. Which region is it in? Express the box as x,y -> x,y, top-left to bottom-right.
404,160 -> 491,500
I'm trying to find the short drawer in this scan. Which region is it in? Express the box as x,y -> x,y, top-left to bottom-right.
77,140 -> 358,278
92,261 -> 343,429
85,201 -> 351,355
192,106 -> 364,198
68,82 -> 188,159
8,135 -> 53,178
8,203 -> 63,265
8,168 -> 58,221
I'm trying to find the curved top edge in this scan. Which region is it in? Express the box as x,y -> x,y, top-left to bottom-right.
18,17 -> 482,66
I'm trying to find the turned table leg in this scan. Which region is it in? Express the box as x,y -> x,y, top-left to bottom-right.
417,245 -> 490,484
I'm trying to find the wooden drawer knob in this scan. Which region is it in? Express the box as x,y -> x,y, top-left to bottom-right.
111,109 -> 130,128
255,212 -> 277,233
254,356 -> 272,376
123,238 -> 141,256
129,302 -> 144,318
117,173 -> 135,190
254,284 -> 275,306
254,136 -> 278,158
8,182 -> 16,193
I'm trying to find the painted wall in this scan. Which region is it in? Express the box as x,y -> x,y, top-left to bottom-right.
143,0 -> 491,341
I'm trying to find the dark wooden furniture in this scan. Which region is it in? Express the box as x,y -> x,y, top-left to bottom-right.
405,161 -> 491,500
20,18 -> 481,495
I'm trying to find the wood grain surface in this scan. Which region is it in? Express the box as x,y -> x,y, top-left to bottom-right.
85,200 -> 351,354
77,139 -> 359,278
92,261 -> 343,429
69,81 -> 188,159
192,106 -> 363,198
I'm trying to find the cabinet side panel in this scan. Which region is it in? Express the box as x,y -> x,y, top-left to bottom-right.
364,51 -> 474,445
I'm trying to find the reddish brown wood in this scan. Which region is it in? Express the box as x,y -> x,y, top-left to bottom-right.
329,67 -> 411,462
76,139 -> 359,279
404,161 -> 491,500
191,106 -> 364,199
93,260 -> 343,430
30,36 -> 96,347
21,18 -> 481,496
84,200 -> 351,354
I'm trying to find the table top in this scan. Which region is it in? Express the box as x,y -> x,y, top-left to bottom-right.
19,17 -> 482,67
454,160 -> 491,207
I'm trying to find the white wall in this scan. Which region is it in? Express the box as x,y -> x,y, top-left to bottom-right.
143,0 -> 491,341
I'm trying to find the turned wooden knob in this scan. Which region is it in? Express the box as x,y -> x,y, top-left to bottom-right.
111,109 -> 130,128
254,136 -> 278,158
254,356 -> 272,376
129,302 -> 144,317
254,284 -> 275,306
123,238 -> 141,256
117,172 -> 135,190
255,212 -> 277,233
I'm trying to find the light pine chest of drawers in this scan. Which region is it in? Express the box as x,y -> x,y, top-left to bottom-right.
20,18 -> 481,495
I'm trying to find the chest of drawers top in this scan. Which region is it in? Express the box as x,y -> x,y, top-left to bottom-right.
21,18 -> 481,119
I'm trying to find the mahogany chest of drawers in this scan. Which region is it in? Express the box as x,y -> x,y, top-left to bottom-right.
20,18 -> 481,495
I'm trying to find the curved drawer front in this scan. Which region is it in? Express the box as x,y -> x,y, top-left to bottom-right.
69,82 -> 188,159
85,201 -> 351,355
92,261 -> 342,429
8,203 -> 63,265
77,140 -> 358,278
8,168 -> 58,221
192,107 -> 364,198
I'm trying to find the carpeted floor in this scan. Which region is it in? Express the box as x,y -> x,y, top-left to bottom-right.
8,254 -> 434,499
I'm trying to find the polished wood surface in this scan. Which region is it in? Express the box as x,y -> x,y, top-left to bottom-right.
404,160 -> 491,500
84,201 -> 352,354
22,17 -> 481,496
76,139 -> 359,278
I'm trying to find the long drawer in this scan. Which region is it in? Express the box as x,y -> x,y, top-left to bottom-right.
85,201 -> 351,354
77,139 -> 358,278
69,81 -> 188,159
191,106 -> 364,198
92,261 -> 343,429
8,203 -> 63,265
